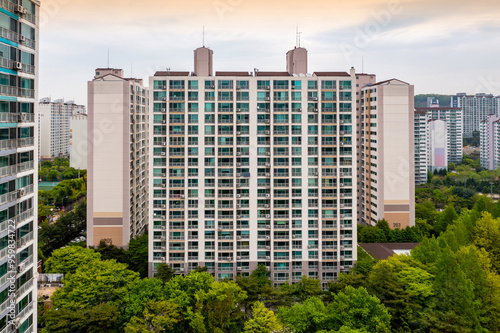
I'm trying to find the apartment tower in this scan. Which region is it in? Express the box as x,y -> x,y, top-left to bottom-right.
357,79 -> 415,229
479,115 -> 500,170
0,0 -> 39,331
148,47 -> 357,287
452,93 -> 499,138
87,68 -> 149,247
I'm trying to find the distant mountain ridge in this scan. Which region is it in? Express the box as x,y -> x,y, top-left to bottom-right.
414,94 -> 454,108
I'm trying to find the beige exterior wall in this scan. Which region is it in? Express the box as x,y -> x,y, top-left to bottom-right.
87,71 -> 148,248
70,114 -> 87,169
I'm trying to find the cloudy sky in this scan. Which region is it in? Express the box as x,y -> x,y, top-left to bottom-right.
39,0 -> 500,106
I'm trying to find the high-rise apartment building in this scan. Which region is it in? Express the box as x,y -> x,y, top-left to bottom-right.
69,113 -> 87,170
415,105 -> 463,165
87,68 -> 148,247
479,115 -> 500,170
357,79 -> 415,229
0,1 -> 39,331
38,98 -> 85,160
414,110 -> 429,185
452,93 -> 499,138
428,120 -> 448,172
148,47 -> 357,287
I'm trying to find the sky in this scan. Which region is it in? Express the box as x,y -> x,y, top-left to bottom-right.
39,0 -> 500,106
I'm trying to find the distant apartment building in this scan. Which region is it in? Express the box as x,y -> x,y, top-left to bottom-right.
148,46 -> 358,287
357,79 -> 415,229
428,120 -> 448,172
480,115 -> 500,170
452,93 -> 499,138
70,114 -> 87,170
87,68 -> 148,247
414,110 -> 429,185
38,98 -> 85,160
0,0 -> 40,331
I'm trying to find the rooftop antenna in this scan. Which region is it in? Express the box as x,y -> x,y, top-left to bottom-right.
166,67 -> 171,76
296,26 -> 302,48
203,26 -> 205,47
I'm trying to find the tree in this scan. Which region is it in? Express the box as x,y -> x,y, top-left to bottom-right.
43,302 -> 119,333
243,301 -> 282,333
278,297 -> 328,333
51,259 -> 139,311
473,212 -> 500,273
187,280 -> 247,333
93,240 -> 129,264
290,276 -> 322,302
44,246 -> 101,275
156,263 -> 177,284
327,286 -> 391,333
124,300 -> 182,333
126,234 -> 148,278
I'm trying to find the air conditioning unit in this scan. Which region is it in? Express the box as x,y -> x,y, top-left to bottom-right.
266,256 -> 271,260
313,108 -> 318,112
340,131 -> 345,135
265,130 -> 270,135
161,152 -> 166,156
180,195 -> 185,198
340,266 -> 345,270
161,184 -> 166,188
236,152 -> 241,156
314,172 -> 318,176
265,109 -> 270,113
236,120 -> 241,124
237,256 -> 241,260
265,173 -> 270,177
266,86 -> 270,90
236,204 -> 241,208
340,120 -> 344,124
161,246 -> 166,250
17,262 -> 25,273
211,85 -> 216,89
162,86 -> 167,89
18,188 -> 26,198
160,257 -> 166,261
340,183 -> 344,187
264,204 -> 270,208
15,4 -> 25,13
340,246 -> 345,250
340,214 -> 345,218
292,235 -> 296,239
162,142 -> 166,145
237,267 -> 242,271
162,97 -> 167,101
339,142 -> 344,146
161,226 -> 166,230
265,236 -> 270,240
265,225 -> 271,229
340,204 -> 345,208
18,113 -> 27,122
162,120 -> 166,124
227,257 -> 233,261
236,131 -> 241,135
265,194 -> 270,198
14,62 -> 22,70
161,236 -> 166,240
161,108 -> 166,112
265,214 -> 271,218
237,215 -> 242,219
307,245 -> 312,249
237,236 -> 241,240
237,108 -> 241,112
313,97 -> 318,101
265,152 -> 271,156
266,246 -> 271,250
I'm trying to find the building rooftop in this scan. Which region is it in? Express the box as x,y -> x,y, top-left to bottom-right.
215,71 -> 251,77
313,71 -> 350,77
415,107 -> 461,111
359,243 -> 420,260
154,71 -> 191,77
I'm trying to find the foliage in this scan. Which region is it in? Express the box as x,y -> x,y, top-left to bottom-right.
243,301 -> 282,333
44,246 -> 101,275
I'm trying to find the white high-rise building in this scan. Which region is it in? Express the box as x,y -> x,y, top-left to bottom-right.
38,98 -> 85,160
70,114 -> 87,170
148,47 -> 357,287
357,79 -> 415,229
452,93 -> 499,138
480,115 -> 500,170
87,69 -> 149,247
0,1 -> 40,331
428,120 -> 448,173
414,110 -> 429,185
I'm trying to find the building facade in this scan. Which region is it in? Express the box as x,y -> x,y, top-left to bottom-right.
148,47 -> 357,287
0,0 -> 39,332
357,79 -> 415,229
428,120 -> 448,173
414,110 -> 429,185
87,68 -> 148,247
69,113 -> 87,170
480,115 -> 500,170
38,98 -> 85,160
452,93 -> 499,138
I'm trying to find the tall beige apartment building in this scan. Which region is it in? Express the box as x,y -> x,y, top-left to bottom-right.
69,113 -> 87,170
357,79 -> 415,228
148,47 -> 358,287
87,69 -> 148,247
